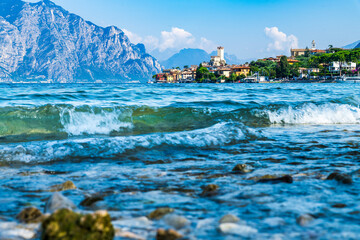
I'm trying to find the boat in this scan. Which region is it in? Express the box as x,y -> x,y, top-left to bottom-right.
337,76 -> 360,83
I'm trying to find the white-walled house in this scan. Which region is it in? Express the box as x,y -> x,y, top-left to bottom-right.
329,62 -> 357,73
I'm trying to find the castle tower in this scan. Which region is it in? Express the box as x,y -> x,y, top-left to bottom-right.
217,47 -> 225,61
311,40 -> 316,50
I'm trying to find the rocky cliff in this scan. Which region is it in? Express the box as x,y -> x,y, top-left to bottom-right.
0,0 -> 161,82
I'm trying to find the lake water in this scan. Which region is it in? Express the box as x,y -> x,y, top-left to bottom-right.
1,83 -> 360,239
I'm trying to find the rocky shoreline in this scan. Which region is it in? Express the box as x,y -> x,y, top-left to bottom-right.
5,164 -> 356,240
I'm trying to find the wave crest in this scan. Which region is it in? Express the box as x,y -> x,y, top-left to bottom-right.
267,103 -> 360,125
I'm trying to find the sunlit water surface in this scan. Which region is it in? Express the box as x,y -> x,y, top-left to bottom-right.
1,83 -> 360,239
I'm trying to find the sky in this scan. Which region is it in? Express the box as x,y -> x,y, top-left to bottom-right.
27,0 -> 360,60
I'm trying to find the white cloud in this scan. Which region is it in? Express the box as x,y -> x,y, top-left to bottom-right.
159,27 -> 195,52
264,27 -> 298,52
199,37 -> 217,53
123,27 -> 216,53
123,29 -> 143,44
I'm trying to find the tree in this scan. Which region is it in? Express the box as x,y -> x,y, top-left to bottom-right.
305,47 -> 310,57
276,56 -> 291,78
195,64 -> 209,82
183,65 -> 189,69
229,73 -> 237,83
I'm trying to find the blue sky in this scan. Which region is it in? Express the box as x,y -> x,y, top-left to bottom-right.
29,0 -> 360,60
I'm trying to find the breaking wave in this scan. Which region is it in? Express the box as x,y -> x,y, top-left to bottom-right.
267,103 -> 360,125
0,122 -> 258,163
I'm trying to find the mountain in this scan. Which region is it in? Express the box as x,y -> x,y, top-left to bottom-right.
161,49 -> 210,69
160,48 -> 244,69
343,40 -> 360,49
0,0 -> 161,82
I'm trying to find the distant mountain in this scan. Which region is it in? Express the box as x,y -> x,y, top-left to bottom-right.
161,49 -> 210,69
161,48 -> 244,69
343,40 -> 360,49
0,0 -> 161,82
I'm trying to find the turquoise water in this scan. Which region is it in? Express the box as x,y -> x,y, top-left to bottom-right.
1,83 -> 360,239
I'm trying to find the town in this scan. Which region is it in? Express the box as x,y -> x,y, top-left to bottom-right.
153,41 -> 360,83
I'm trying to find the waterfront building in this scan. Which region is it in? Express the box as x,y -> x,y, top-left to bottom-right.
216,67 -> 231,78
231,66 -> 251,77
329,62 -> 357,73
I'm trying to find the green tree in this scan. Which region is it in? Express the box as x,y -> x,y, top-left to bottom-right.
183,65 -> 189,69
229,73 -> 237,82
195,64 -> 209,82
276,56 -> 291,78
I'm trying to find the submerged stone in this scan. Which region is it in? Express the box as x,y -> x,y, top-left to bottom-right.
296,214 -> 314,226
201,184 -> 219,196
257,175 -> 293,184
156,228 -> 183,240
50,180 -> 76,192
164,214 -> 190,229
45,192 -> 76,213
80,195 -> 104,207
219,214 -> 240,224
232,164 -> 251,174
41,209 -> 115,240
148,208 -> 174,220
219,223 -> 258,236
17,207 -> 43,224
326,172 -> 353,184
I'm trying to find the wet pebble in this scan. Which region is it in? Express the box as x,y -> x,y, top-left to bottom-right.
201,184 -> 219,196
326,172 -> 353,184
296,214 -> 314,226
17,207 -> 44,224
164,214 -> 190,229
41,209 -> 114,240
219,214 -> 240,224
232,164 -> 251,174
156,228 -> 183,240
50,180 -> 76,192
148,208 -> 174,220
257,175 -> 293,184
45,192 -> 76,213
80,194 -> 104,207
219,223 -> 258,236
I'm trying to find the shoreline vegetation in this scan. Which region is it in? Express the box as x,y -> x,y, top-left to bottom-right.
153,47 -> 360,84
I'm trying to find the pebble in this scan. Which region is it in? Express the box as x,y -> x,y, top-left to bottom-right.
50,180 -> 76,192
17,207 -> 43,224
296,214 -> 314,226
41,209 -> 114,240
257,175 -> 293,184
201,184 -> 219,196
45,192 -> 76,213
232,164 -> 251,174
80,194 -> 104,207
148,208 -> 174,220
156,228 -> 183,240
219,214 -> 240,224
219,223 -> 258,236
326,172 -> 353,184
164,214 -> 190,229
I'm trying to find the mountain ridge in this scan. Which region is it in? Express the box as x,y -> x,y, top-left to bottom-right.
0,0 -> 161,82
160,48 -> 246,69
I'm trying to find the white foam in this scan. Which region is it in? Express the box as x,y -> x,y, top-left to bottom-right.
59,107 -> 133,135
0,122 -> 254,163
268,103 -> 360,125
